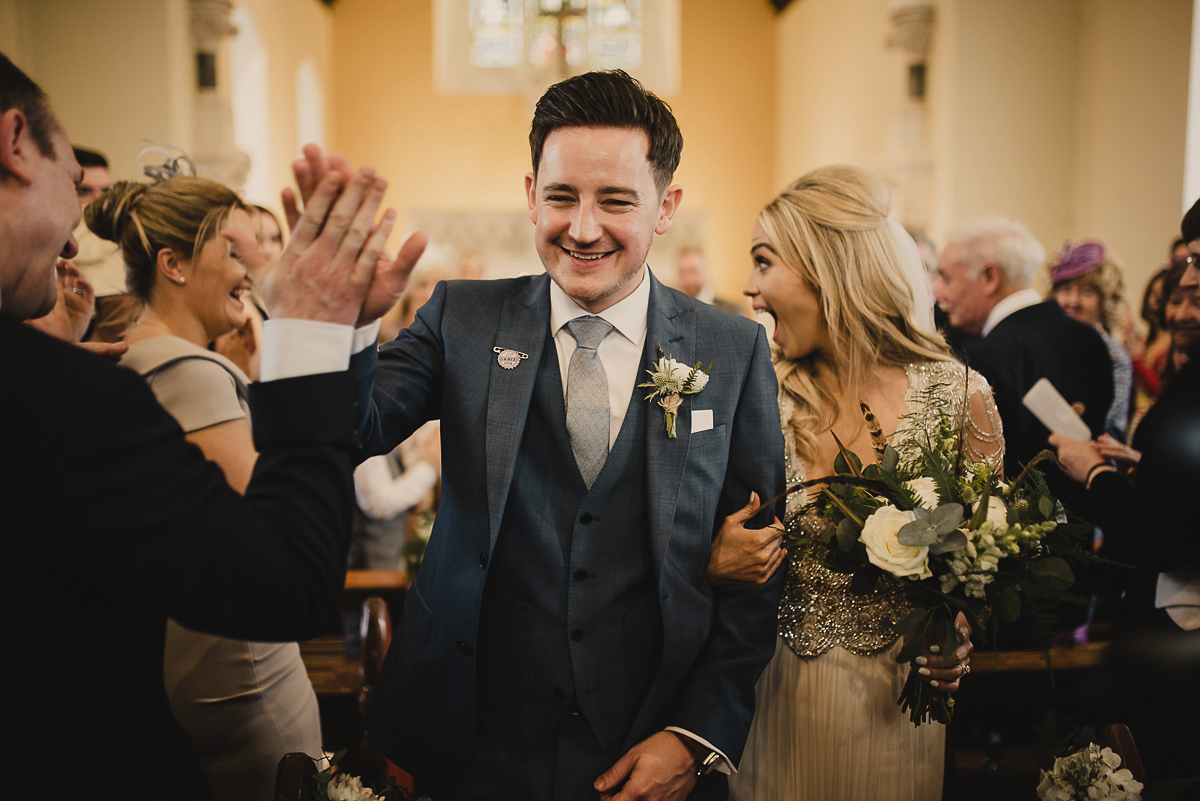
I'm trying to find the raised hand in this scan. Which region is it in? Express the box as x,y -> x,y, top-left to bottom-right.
280,144 -> 428,326
259,167 -> 393,325
708,492 -> 786,585
26,260 -> 95,342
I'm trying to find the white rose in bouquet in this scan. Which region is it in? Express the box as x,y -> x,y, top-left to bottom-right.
973,494 -> 1009,529
860,505 -> 931,579
905,477 -> 940,510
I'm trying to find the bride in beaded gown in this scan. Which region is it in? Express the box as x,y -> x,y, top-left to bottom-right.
716,166 -> 1005,801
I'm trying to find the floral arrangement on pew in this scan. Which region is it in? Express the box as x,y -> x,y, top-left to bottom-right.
1036,742 -> 1143,801
312,750 -> 431,801
776,386 -> 1100,726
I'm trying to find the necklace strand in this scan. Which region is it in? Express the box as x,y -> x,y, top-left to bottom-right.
128,319 -> 176,337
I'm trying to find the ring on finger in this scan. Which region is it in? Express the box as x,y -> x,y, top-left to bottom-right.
960,663 -> 971,676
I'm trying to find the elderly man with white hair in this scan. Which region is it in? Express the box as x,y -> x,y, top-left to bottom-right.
934,215 -> 1113,517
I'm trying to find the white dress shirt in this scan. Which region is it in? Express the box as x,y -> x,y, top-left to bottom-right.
549,268 -> 650,449
981,287 -> 1043,337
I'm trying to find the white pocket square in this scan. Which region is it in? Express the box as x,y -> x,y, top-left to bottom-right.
692,409 -> 714,433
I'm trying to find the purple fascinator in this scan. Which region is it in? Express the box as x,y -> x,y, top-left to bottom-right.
1049,241 -> 1105,284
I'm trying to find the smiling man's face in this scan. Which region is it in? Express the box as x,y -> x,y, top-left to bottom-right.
526,126 -> 680,313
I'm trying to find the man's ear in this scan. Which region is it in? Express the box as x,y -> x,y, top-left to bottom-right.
525,172 -> 538,225
980,262 -> 1003,296
654,185 -> 683,236
0,108 -> 36,184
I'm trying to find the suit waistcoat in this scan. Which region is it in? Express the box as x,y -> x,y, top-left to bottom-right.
478,329 -> 662,751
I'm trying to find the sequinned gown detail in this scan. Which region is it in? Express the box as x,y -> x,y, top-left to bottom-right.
729,361 -> 1003,801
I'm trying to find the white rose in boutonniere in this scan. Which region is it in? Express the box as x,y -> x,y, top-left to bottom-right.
860,505 -> 932,579
638,354 -> 711,438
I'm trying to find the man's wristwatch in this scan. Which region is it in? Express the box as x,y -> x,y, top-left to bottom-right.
670,731 -> 721,777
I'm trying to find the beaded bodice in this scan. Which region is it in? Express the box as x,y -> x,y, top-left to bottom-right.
777,361 -> 1004,658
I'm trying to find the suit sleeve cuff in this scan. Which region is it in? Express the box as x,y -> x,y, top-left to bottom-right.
664,727 -> 733,775
261,319 -> 354,380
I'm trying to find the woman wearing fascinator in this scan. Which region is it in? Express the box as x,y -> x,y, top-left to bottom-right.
85,171 -> 322,801
712,165 -> 1005,800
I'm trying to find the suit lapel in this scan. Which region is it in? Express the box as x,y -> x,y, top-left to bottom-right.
485,275 -> 551,549
643,273 -> 694,571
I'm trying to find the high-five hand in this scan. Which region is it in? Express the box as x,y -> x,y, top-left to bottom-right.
280,144 -> 427,326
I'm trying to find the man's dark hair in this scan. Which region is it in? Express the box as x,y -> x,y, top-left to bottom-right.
1182,198 -> 1200,243
529,70 -> 682,194
0,52 -> 57,159
73,146 -> 108,169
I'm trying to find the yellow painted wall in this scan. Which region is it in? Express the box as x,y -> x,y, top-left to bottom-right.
234,0 -> 335,211
1072,0 -> 1191,286
773,0 -> 909,188
330,0 -> 775,303
774,0 -> 1191,303
2,0 -> 193,182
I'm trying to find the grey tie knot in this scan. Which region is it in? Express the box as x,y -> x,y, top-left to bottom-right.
566,316 -> 613,351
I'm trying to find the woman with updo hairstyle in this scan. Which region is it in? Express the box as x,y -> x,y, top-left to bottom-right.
1048,241 -> 1134,441
712,165 -> 1005,801
85,177 -> 323,801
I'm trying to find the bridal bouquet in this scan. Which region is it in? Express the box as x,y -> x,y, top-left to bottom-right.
1036,743 -> 1143,801
313,750 -> 431,801
786,394 -> 1097,725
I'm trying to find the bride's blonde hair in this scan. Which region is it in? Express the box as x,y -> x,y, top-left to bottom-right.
757,165 -> 951,465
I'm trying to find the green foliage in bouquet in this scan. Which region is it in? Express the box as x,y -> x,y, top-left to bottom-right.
773,385 -> 1103,726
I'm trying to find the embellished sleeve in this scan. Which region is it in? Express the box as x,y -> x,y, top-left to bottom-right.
963,368 -> 1005,471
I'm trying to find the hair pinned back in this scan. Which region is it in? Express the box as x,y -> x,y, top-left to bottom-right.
757,164 -> 951,466
84,176 -> 244,301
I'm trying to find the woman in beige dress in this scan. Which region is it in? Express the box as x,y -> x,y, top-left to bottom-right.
85,177 -> 322,801
713,166 -> 1004,801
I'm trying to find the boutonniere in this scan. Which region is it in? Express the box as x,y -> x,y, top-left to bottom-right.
638,349 -> 711,438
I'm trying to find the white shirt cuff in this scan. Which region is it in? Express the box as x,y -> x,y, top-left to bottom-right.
260,319 -> 355,381
664,726 -> 733,775
354,320 -> 382,353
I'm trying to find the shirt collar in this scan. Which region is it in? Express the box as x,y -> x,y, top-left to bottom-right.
982,287 -> 1043,337
549,265 -> 650,345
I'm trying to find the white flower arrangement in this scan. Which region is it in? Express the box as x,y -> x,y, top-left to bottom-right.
638,354 -> 711,438
1036,743 -> 1143,801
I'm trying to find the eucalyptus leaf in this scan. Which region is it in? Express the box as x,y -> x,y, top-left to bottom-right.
862,464 -> 882,481
836,518 -> 859,551
930,529 -> 968,554
929,503 -> 964,536
898,519 -> 938,546
912,506 -> 931,521
834,451 -> 850,476
1031,556 -> 1075,588
1038,495 -> 1054,518
882,445 -> 899,473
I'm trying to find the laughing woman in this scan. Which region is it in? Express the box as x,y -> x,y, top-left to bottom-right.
719,166 -> 1005,801
86,177 -> 322,801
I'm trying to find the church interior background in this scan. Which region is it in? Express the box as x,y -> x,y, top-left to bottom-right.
2,0 -> 1194,308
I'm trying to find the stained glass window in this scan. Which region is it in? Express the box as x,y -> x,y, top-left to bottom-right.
469,0 -> 524,68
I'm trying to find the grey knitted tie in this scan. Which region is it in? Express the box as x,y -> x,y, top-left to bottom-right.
565,316 -> 614,489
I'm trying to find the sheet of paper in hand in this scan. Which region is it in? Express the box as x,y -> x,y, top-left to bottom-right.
1022,378 -> 1091,441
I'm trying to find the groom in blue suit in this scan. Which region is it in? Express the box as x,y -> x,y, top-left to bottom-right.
360,71 -> 784,800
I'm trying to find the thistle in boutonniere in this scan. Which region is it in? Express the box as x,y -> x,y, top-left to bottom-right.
638,352 -> 711,438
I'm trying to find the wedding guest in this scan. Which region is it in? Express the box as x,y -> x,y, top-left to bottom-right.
719,165 -> 991,801
91,175 -> 323,801
675,246 -> 744,315
1048,203 -> 1200,784
1047,241 -> 1133,441
2,51 -> 420,796
1162,259 -> 1200,379
934,216 -> 1112,519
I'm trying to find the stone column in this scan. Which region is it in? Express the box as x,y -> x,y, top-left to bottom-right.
189,0 -> 249,190
882,0 -> 935,231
